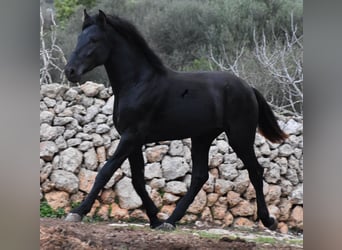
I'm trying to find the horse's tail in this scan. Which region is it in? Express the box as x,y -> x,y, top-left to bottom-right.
252,88 -> 288,143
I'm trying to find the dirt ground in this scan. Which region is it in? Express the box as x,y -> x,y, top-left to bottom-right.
40,218 -> 302,250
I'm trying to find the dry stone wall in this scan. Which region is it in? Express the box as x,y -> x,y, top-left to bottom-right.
40,82 -> 303,233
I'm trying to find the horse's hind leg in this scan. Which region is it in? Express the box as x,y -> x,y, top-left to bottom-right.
226,124 -> 278,230
129,149 -> 162,228
159,134 -> 214,230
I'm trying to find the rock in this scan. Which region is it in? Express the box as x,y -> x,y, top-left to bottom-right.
233,217 -> 255,228
255,133 -> 266,146
55,136 -> 67,150
219,163 -> 239,181
216,140 -> 229,154
227,191 -> 243,207
40,141 -> 58,161
286,168 -> 299,185
84,148 -> 98,170
169,140 -> 184,156
223,212 -> 234,226
144,162 -> 162,179
283,119 -> 302,135
100,189 -> 116,204
83,122 -> 98,133
266,185 -> 282,205
53,117 -> 74,126
78,168 -> 97,193
164,181 -> 187,195
114,177 -> 142,209
279,144 -> 294,157
278,198 -> 292,221
96,124 -> 111,134
78,141 -> 94,152
94,113 -> 107,124
163,193 -> 180,204
161,156 -> 190,180
67,138 -> 82,147
280,179 -> 293,196
149,178 -> 166,189
63,129 -> 77,140
59,147 -> 83,173
278,222 -> 289,234
40,163 -> 53,183
233,170 -> 250,194
214,179 -> 234,195
130,209 -> 149,222
40,110 -> 54,124
201,207 -> 213,222
212,197 -> 228,220
80,81 -> 104,97
54,101 -> 67,114
289,206 -> 303,230
96,204 -> 110,220
82,106 -> 100,124
207,193 -> 219,207
260,143 -> 271,156
40,83 -> 68,98
50,170 -> 79,194
202,173 -> 215,193
96,146 -> 106,163
101,95 -> 115,115
40,123 -> 64,141
109,203 -> 129,220
64,88 -> 78,101
92,134 -> 104,147
264,162 -> 281,184
44,190 -> 69,210
209,153 -> 224,168
145,145 -> 169,162
230,200 -> 255,217
289,183 -> 303,205
188,189 -> 207,214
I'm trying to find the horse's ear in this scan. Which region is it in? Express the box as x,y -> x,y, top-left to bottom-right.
82,9 -> 93,29
97,10 -> 107,27
83,9 -> 91,22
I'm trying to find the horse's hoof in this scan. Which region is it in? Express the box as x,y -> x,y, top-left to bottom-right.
155,222 -> 176,231
65,213 -> 82,222
267,217 -> 278,231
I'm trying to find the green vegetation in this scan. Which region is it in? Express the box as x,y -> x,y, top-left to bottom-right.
40,201 -> 66,218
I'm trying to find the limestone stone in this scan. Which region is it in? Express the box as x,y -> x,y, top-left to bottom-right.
83,148 -> 98,170
40,110 -> 54,124
50,170 -> 79,194
164,181 -> 187,195
78,168 -> 97,193
58,147 -> 83,173
145,145 -> 169,162
45,190 -> 69,210
109,203 -> 129,220
215,179 -> 234,195
161,156 -> 190,180
40,141 -> 58,161
40,123 -> 64,141
80,81 -> 104,97
188,189 -> 207,214
233,217 -> 255,228
144,162 -> 162,180
114,177 -> 142,209
230,200 -> 255,217
169,140 -> 184,156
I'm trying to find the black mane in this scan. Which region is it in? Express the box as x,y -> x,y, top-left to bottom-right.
95,14 -> 167,74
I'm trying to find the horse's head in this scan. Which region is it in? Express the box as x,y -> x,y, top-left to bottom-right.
65,10 -> 111,83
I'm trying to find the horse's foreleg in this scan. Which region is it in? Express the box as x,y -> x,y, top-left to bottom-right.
129,150 -> 162,228
65,133 -> 141,222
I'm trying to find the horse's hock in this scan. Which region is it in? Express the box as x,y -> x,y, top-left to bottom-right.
40,82 -> 303,233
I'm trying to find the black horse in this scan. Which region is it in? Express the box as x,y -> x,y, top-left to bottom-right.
64,10 -> 288,231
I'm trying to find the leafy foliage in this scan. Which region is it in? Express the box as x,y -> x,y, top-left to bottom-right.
40,201 -> 66,218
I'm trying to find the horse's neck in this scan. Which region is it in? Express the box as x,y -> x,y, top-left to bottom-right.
104,52 -> 155,95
